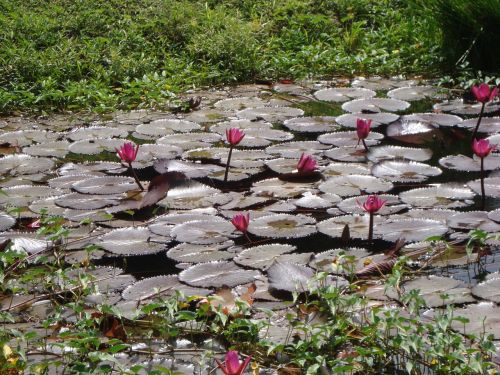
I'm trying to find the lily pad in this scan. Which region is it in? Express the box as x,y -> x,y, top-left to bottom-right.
320,162 -> 371,177
472,277 -> 500,303
171,220 -> 235,245
236,106 -> 304,122
387,86 -> 438,101
122,275 -> 211,301
179,261 -> 261,288
342,98 -> 410,113
374,218 -> 448,242
335,113 -> 399,128
158,183 -> 229,210
293,192 -> 340,209
157,132 -> 221,150
318,131 -> 383,147
68,138 -> 127,155
459,117 -> 500,134
72,176 -> 138,195
468,177 -> 500,197
0,185 -> 62,208
214,97 -> 266,110
368,145 -> 433,162
23,140 -> 70,158
248,214 -> 316,239
319,175 -> 393,197
67,126 -> 129,141
251,178 -> 318,199
234,244 -> 296,270
166,242 -> 235,263
371,160 -> 442,182
434,99 -> 500,115
98,227 -> 165,256
0,213 -> 16,232
439,154 -> 500,172
136,119 -> 201,136
324,146 -> 369,162
447,211 -> 500,232
400,183 -> 476,209
54,193 -> 121,210
388,275 -> 475,307
283,116 -> 340,133
317,215 -> 386,240
338,194 -> 406,215
0,155 -> 55,176
314,87 -> 375,102
265,141 -> 330,158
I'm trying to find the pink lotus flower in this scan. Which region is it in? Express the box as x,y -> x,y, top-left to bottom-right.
27,219 -> 41,229
231,213 -> 250,233
116,142 -> 139,164
226,128 -> 245,146
297,153 -> 317,173
471,83 -> 499,103
360,194 -> 386,214
472,138 -> 496,158
356,118 -> 372,140
215,351 -> 251,375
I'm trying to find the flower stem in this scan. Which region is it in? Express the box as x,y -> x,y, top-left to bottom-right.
472,102 -> 485,140
480,157 -> 485,210
244,232 -> 252,244
128,163 -> 144,191
362,139 -> 369,152
223,146 -> 234,183
368,212 -> 374,243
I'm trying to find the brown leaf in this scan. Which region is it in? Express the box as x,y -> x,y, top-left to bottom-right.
341,224 -> 350,244
139,171 -> 188,208
104,318 -> 127,342
384,238 -> 405,257
356,257 -> 397,278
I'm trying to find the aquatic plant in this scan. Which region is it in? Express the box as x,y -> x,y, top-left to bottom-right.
116,142 -> 143,190
224,128 -> 245,182
472,138 -> 496,209
471,83 -> 499,139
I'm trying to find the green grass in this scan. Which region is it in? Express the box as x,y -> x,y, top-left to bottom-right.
0,0 -> 443,113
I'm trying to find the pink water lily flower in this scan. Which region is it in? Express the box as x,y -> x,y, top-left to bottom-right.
297,153 -> 317,173
116,142 -> 139,164
472,138 -> 496,158
231,213 -> 250,233
226,128 -> 245,146
356,118 -> 372,140
472,83 -> 499,103
215,351 -> 252,375
360,194 -> 386,214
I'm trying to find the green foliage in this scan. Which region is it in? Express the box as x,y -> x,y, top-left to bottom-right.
414,0 -> 500,73
0,0 -> 441,113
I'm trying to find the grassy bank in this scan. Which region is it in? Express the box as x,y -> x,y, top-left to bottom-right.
0,0 -> 441,113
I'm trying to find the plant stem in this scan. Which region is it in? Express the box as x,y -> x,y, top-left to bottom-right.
244,232 -> 252,244
129,163 -> 144,191
472,102 -> 485,140
223,146 -> 234,183
362,138 -> 369,152
480,157 -> 485,210
368,212 -> 374,243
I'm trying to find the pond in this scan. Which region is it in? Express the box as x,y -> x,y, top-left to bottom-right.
0,78 -> 499,373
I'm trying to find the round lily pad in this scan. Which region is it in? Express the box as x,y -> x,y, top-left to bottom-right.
171,220 -> 235,245
55,193 -> 121,210
387,86 -> 438,101
0,212 -> 15,232
434,99 -> 500,115
468,177 -> 500,197
166,242 -> 235,263
23,140 -> 70,158
320,162 -> 371,177
293,192 -> 340,209
342,98 -> 410,113
234,244 -> 296,270
319,175 -> 393,197
387,275 -> 475,307
0,185 -> 62,208
68,138 -> 127,155
447,211 -> 500,232
0,154 -> 55,176
248,213 -> 317,239
374,218 -> 448,242
179,261 -> 261,288
317,214 -> 386,240
335,113 -> 399,128
283,116 -> 340,133
351,77 -> 417,91
400,184 -> 474,209
338,194 -> 406,215
371,160 -> 442,182
459,117 -> 500,134
67,126 -> 129,141
439,154 -> 500,172
72,176 -> 138,195
237,106 -> 304,122
318,131 -> 383,147
251,178 -> 318,199
368,145 -> 433,163
472,277 -> 500,303
214,97 -> 266,110
136,119 -> 201,136
265,141 -> 330,158
324,146 -> 368,162
98,227 -> 165,256
158,183 -> 229,210
157,132 -> 221,150
314,87 -> 375,102
122,275 -> 211,301
309,247 -> 371,273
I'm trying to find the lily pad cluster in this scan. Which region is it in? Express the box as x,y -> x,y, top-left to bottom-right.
1,78 -> 499,353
